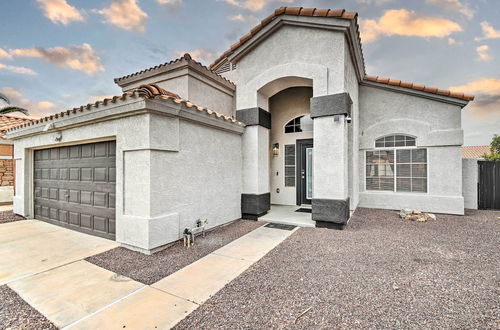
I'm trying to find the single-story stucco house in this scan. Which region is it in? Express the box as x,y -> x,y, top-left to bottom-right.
6,7 -> 477,254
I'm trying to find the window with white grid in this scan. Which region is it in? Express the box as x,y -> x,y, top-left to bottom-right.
366,135 -> 427,193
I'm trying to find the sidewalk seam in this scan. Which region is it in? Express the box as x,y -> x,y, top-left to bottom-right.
60,286 -> 147,330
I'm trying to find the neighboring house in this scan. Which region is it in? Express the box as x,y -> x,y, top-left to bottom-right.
7,7 -> 476,254
462,146 -> 490,159
0,114 -> 35,204
461,146 -> 490,209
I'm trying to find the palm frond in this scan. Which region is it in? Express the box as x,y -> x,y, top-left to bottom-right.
0,106 -> 29,116
0,92 -> 10,104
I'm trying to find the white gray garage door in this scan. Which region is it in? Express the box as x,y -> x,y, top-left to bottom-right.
34,141 -> 116,239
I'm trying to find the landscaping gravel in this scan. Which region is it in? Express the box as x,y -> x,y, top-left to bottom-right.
175,208 -> 500,329
0,285 -> 56,330
86,219 -> 264,285
0,210 -> 25,224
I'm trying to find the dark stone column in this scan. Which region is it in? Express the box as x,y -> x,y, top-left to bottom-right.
310,92 -> 352,119
236,107 -> 271,128
312,198 -> 350,229
237,107 -> 271,220
241,193 -> 271,220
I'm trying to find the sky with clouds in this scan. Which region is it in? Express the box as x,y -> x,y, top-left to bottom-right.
0,0 -> 498,145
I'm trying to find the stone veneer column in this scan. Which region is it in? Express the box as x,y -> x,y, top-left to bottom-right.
236,107 -> 271,220
310,93 -> 352,228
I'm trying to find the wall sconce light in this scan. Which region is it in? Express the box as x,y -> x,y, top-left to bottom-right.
272,143 -> 279,156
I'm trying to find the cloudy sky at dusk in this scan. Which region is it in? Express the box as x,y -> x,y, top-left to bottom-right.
0,0 -> 498,145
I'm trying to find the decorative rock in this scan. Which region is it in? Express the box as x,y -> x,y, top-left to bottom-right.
400,209 -> 437,222
426,213 -> 437,221
399,208 -> 413,219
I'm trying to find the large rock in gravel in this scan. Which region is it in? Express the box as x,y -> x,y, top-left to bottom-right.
400,209 -> 437,222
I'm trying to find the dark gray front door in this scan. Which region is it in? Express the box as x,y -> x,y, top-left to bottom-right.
296,139 -> 313,205
34,141 -> 116,239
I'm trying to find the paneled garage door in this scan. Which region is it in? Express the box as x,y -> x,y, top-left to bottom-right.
34,141 -> 116,239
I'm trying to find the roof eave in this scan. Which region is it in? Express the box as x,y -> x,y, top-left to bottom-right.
360,80 -> 472,107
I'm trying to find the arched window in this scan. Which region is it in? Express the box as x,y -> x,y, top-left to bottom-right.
284,115 -> 313,133
366,134 -> 427,193
375,135 -> 415,148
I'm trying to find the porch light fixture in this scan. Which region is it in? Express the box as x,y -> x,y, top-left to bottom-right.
272,143 -> 279,156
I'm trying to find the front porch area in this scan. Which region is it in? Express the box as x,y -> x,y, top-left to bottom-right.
258,204 -> 315,227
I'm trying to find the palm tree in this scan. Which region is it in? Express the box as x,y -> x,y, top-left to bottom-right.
0,92 -> 29,116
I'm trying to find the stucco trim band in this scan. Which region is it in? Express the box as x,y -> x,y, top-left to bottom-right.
236,108 -> 272,129
310,93 -> 352,119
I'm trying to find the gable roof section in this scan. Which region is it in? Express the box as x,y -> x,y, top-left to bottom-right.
210,6 -> 474,104
209,7 -> 362,71
6,83 -> 243,134
462,146 -> 490,159
363,75 -> 474,102
114,53 -> 235,89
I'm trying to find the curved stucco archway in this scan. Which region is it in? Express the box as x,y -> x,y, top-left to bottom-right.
237,62 -> 328,110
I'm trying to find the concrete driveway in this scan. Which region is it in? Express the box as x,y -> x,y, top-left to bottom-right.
0,219 -> 119,285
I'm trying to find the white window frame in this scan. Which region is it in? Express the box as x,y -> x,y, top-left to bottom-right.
364,135 -> 428,194
283,144 -> 296,188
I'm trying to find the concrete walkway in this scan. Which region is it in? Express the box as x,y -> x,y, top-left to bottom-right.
66,225 -> 296,329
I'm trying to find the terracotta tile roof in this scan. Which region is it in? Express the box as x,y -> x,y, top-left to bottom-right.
364,75 -> 475,101
462,146 -> 490,159
209,7 -> 362,70
6,84 -> 243,133
114,53 -> 234,86
0,114 -> 36,136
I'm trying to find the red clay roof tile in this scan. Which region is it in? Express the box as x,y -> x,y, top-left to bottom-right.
114,53 -> 234,87
209,7 -> 360,71
313,9 -> 329,17
328,9 -> 345,17
6,83 -> 243,133
363,76 -> 474,101
300,8 -> 315,16
0,114 -> 37,136
462,146 -> 490,159
285,7 -> 302,15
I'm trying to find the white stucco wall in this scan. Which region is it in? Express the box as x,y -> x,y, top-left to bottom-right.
224,24 -> 346,109
187,75 -> 235,117
269,87 -> 313,205
10,98 -> 243,253
358,85 -> 465,214
462,158 -> 478,209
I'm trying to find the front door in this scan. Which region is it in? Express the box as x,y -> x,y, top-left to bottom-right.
296,139 -> 313,205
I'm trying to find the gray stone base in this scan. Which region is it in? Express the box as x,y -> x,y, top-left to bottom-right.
312,198 -> 350,225
241,193 -> 270,220
315,221 -> 345,230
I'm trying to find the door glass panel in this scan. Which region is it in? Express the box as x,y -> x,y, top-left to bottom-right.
306,147 -> 313,200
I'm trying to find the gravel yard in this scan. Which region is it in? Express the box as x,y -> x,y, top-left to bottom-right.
175,208 -> 500,329
0,210 -> 25,224
0,285 -> 56,330
86,219 -> 264,285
